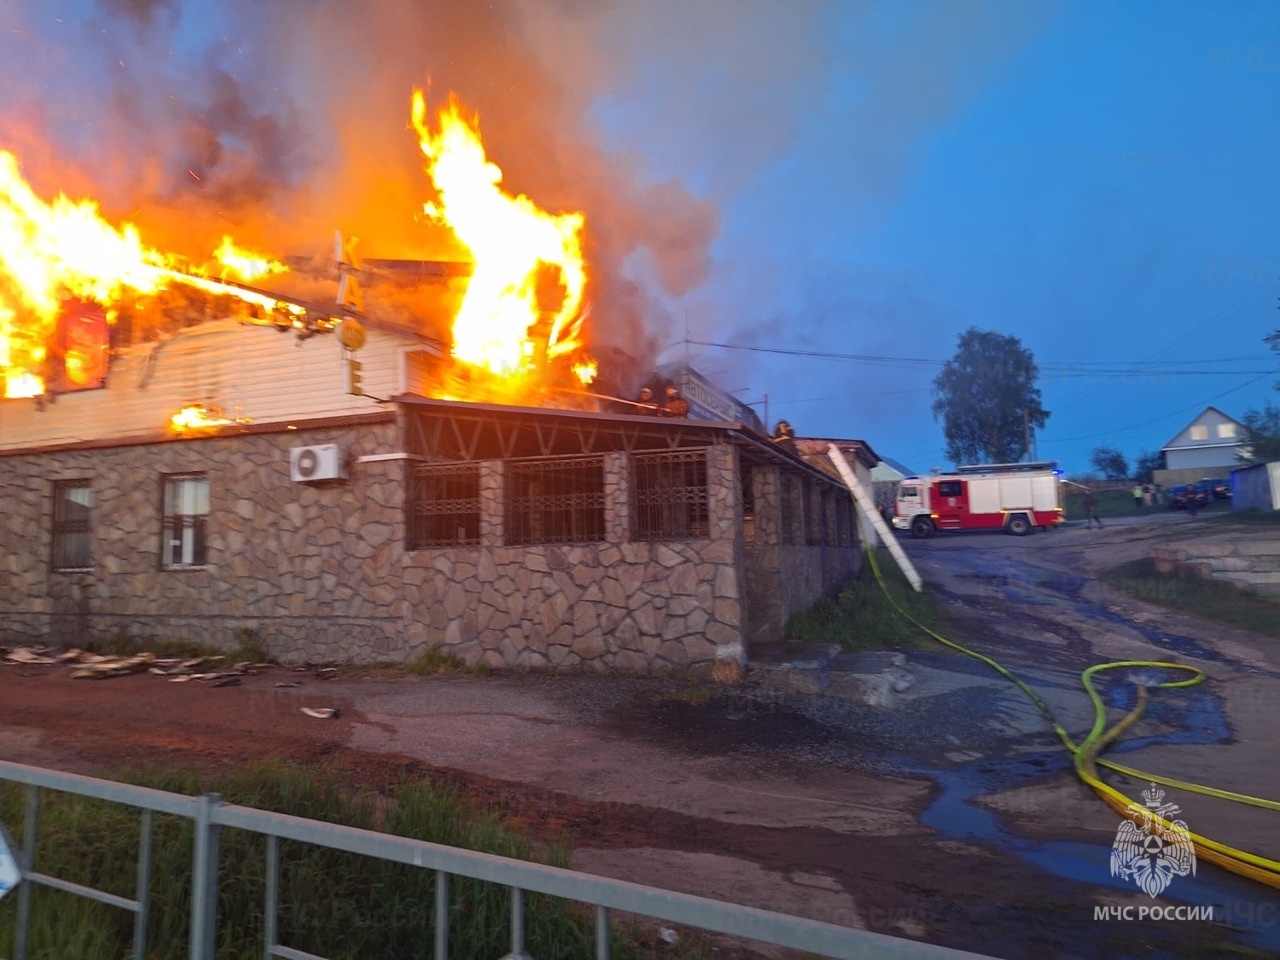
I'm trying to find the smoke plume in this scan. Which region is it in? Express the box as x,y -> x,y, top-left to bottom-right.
1,0 -> 833,368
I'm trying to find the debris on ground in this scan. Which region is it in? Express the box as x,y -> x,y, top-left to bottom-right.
300,707 -> 340,719
2,646 -> 276,684
4,646 -> 352,690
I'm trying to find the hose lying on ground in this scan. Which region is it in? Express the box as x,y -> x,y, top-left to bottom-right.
857,537 -> 1280,890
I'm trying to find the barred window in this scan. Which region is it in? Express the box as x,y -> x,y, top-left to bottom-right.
741,465 -> 755,544
162,474 -> 209,569
806,482 -> 823,546
409,463 -> 480,548
52,479 -> 92,570
837,493 -> 854,547
780,474 -> 799,545
507,457 -> 605,546
632,450 -> 709,541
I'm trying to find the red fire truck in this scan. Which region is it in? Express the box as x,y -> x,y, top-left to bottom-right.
891,461 -> 1065,538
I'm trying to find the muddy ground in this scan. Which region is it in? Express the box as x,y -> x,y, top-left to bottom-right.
2,508 -> 1278,959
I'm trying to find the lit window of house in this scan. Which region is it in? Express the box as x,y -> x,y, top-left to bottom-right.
1189,426 -> 1208,441
52,480 -> 93,570
162,474 -> 210,568
1218,423 -> 1237,439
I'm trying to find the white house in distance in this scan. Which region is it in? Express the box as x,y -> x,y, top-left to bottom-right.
1156,406 -> 1248,485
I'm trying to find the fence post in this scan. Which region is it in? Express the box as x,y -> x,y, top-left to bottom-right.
189,793 -> 222,960
14,785 -> 38,960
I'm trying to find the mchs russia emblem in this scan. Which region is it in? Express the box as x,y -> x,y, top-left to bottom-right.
1110,783 -> 1197,898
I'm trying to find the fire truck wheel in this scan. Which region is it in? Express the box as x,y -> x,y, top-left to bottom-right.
1006,514 -> 1032,536
910,517 -> 935,539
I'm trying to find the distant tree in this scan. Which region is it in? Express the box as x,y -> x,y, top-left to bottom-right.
931,328 -> 1049,465
1090,445 -> 1129,480
1239,322 -> 1280,464
1238,402 -> 1280,464
1133,449 -> 1165,483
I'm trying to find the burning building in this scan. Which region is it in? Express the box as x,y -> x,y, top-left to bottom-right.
0,88 -> 870,674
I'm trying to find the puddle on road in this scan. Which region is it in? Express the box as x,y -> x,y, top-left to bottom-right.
908,753 -> 1280,955
886,679 -> 1277,954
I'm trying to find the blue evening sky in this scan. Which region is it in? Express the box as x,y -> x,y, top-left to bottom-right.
592,0 -> 1279,474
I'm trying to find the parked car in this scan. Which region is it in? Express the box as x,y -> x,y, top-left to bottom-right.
1199,477 -> 1230,501
1168,483 -> 1208,510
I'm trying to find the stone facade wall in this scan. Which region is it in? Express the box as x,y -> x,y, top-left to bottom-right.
0,430 -> 776,675
0,424 -> 407,658
742,465 -> 861,647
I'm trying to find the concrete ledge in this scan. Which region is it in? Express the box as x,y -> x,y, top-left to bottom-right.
1149,535 -> 1280,596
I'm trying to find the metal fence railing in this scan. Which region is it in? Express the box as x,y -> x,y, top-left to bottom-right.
0,759 -> 996,960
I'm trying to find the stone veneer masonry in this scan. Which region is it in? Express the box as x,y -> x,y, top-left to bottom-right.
0,425 -> 860,674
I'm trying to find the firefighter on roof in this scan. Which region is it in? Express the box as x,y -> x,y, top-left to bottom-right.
771,419 -> 797,453
634,386 -> 659,415
659,385 -> 689,418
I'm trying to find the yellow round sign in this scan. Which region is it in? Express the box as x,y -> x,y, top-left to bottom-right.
337,318 -> 367,351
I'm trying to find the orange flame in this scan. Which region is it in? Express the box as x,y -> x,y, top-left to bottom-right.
573,359 -> 598,385
411,90 -> 593,387
213,236 -> 288,282
0,150 -> 296,397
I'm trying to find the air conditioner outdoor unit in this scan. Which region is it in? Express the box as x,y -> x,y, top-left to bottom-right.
290,444 -> 346,482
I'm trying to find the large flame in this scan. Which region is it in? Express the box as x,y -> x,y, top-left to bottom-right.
213,236 -> 288,282
411,90 -> 593,388
0,150 -> 296,398
1,88 -> 602,407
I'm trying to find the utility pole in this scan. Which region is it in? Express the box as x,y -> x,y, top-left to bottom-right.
1024,410 -> 1031,461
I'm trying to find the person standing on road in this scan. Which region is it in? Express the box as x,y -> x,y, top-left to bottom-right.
1185,482 -> 1200,517
1132,484 -> 1144,509
1082,489 -> 1102,529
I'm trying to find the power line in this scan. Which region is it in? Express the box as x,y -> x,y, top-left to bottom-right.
1041,373 -> 1273,444
686,337 -> 1273,371
770,387 -> 930,405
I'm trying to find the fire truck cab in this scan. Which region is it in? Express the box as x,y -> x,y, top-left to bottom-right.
892,461 -> 1065,539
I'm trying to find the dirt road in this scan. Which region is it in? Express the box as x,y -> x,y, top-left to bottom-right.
1,509 -> 1277,959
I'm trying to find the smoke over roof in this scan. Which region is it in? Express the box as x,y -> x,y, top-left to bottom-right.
5,0 -> 819,365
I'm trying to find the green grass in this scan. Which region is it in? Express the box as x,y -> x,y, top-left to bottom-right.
404,649 -> 491,677
0,761 -> 715,960
347,649 -> 493,678
1062,489 -> 1233,521
1101,557 -> 1280,638
1206,507 -> 1280,526
785,548 -> 945,651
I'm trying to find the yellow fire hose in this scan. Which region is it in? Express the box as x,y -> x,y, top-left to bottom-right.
858,540 -> 1280,890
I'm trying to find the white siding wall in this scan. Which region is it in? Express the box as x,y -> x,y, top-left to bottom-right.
1165,446 -> 1245,471
0,321 -> 423,451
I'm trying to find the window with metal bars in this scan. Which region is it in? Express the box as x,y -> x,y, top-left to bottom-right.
780,473 -> 799,545
506,457 -> 605,545
408,463 -> 481,548
837,493 -> 854,546
631,450 -> 709,541
806,482 -> 824,546
741,465 -> 755,544
52,479 -> 92,570
161,474 -> 209,569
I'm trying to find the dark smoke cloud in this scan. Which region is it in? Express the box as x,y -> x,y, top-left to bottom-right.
2,0 -> 844,374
